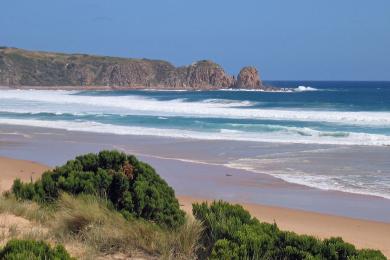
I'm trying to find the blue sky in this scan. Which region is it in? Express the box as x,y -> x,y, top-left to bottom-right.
1,0 -> 389,80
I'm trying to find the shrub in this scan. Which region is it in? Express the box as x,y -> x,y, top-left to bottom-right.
210,239 -> 239,260
351,249 -> 388,260
193,201 -> 386,260
0,239 -> 73,260
192,200 -> 256,244
12,150 -> 185,228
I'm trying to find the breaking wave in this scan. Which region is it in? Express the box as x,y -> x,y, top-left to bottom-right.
0,118 -> 389,146
294,86 -> 319,92
1,90 -> 390,126
226,158 -> 390,200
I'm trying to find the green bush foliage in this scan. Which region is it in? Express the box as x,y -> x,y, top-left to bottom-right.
0,239 -> 73,260
12,150 -> 185,228
193,201 -> 386,260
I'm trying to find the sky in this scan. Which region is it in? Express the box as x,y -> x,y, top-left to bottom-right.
1,0 -> 389,81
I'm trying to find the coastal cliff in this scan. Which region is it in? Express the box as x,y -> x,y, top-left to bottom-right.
0,47 -> 263,90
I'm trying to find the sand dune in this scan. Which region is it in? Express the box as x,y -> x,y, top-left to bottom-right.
0,156 -> 389,257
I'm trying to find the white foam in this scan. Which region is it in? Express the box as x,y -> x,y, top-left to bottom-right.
1,118 -> 390,146
225,159 -> 390,199
220,88 -> 266,92
274,173 -> 390,199
220,129 -> 242,134
294,86 -> 318,92
201,98 -> 256,106
1,89 -> 390,126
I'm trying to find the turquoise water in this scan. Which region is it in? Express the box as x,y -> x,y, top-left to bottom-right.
0,81 -> 390,146
1,81 -> 390,199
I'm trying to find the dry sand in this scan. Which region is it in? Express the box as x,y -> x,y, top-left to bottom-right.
0,156 -> 389,257
0,157 -> 50,248
0,157 -> 50,193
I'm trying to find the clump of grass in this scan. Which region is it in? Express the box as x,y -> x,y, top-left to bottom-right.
0,197 -> 51,250
51,193 -> 202,259
0,195 -> 53,223
0,193 -> 202,259
0,192 -> 202,259
19,228 -> 50,242
165,216 -> 203,259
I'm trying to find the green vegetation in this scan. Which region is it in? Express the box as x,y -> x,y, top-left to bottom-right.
12,150 -> 185,229
4,150 -> 386,259
0,239 -> 73,260
52,194 -> 201,259
0,194 -> 202,259
193,201 -> 386,260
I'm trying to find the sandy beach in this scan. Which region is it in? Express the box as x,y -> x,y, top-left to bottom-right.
1,125 -> 390,221
0,156 -> 49,193
1,124 -> 390,258
1,155 -> 389,257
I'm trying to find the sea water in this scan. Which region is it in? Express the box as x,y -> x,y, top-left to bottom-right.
0,81 -> 389,198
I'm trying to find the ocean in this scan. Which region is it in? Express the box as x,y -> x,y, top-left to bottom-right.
0,81 -> 389,199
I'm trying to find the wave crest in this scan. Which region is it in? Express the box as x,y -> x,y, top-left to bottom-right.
294,86 -> 318,92
0,118 -> 390,146
1,90 -> 390,126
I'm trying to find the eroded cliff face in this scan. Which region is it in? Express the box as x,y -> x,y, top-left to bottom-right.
0,47 -> 263,89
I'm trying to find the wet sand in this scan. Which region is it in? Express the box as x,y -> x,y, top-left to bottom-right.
0,155 -> 389,257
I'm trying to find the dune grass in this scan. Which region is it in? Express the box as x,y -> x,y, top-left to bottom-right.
52,194 -> 202,259
0,194 -> 202,259
0,194 -> 53,224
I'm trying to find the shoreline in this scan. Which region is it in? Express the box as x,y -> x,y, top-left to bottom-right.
1,124 -> 390,223
0,155 -> 388,257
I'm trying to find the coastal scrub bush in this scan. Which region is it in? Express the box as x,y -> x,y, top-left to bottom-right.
0,239 -> 73,259
12,150 -> 185,228
193,201 -> 387,260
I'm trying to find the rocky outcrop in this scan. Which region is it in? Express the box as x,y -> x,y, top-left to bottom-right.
0,47 -> 264,90
166,60 -> 235,89
235,66 -> 262,89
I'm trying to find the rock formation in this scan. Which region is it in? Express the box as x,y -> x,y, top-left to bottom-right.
0,47 -> 264,90
235,66 -> 261,89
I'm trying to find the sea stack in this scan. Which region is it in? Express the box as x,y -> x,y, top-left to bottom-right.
235,66 -> 262,89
